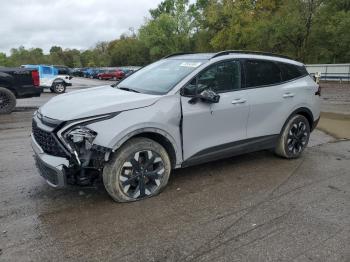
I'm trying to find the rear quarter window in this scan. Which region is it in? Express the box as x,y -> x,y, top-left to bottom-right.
278,62 -> 307,82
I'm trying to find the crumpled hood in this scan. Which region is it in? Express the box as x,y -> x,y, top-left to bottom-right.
39,85 -> 160,121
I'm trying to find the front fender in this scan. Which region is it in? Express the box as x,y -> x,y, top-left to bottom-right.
86,95 -> 183,166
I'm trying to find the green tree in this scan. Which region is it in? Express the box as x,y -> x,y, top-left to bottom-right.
49,46 -> 65,65
308,0 -> 350,63
140,0 -> 195,59
0,53 -> 8,66
80,50 -> 96,67
108,36 -> 149,66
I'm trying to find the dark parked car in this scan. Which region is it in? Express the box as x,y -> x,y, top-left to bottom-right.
71,68 -> 85,77
53,65 -> 71,76
0,67 -> 42,113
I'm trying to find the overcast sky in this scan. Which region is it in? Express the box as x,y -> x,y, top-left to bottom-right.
0,0 -> 163,55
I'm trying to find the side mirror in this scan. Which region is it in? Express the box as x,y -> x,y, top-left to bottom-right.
189,89 -> 220,104
199,89 -> 220,103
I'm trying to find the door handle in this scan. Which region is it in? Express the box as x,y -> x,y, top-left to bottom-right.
232,98 -> 247,104
283,92 -> 294,98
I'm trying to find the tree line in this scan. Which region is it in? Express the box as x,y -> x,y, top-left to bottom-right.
1,0 -> 349,68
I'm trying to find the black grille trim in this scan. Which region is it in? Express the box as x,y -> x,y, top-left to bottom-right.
32,120 -> 68,158
35,157 -> 59,185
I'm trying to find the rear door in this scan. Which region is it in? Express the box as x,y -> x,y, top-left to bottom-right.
181,60 -> 250,161
243,59 -> 294,138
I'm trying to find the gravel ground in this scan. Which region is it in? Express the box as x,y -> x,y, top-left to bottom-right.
0,79 -> 349,262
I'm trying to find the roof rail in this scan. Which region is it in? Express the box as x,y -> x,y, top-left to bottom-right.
211,50 -> 293,60
163,52 -> 194,59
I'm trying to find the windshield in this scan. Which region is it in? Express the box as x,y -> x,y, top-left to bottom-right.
116,59 -> 205,95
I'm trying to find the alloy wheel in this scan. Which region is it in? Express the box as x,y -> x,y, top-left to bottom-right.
287,121 -> 309,155
119,150 -> 165,199
55,83 -> 65,93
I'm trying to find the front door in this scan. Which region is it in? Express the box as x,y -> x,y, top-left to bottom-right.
181,60 -> 250,162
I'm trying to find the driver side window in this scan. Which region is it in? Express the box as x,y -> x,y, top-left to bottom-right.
197,60 -> 241,94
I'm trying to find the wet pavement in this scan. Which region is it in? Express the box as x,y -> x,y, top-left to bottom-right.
316,82 -> 350,140
0,79 -> 349,261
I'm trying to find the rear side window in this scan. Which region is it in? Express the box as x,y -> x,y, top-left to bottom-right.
244,60 -> 281,87
42,66 -> 52,75
57,68 -> 69,75
278,62 -> 306,81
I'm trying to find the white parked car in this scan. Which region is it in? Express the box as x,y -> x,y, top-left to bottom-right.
31,51 -> 321,202
22,65 -> 72,93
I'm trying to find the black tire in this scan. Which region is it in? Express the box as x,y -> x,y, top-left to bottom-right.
275,115 -> 310,159
0,87 -> 16,114
103,138 -> 171,202
52,82 -> 66,94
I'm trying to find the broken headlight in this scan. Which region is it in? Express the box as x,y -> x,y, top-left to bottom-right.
65,126 -> 97,151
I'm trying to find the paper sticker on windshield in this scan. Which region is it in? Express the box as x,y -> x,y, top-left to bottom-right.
180,62 -> 201,68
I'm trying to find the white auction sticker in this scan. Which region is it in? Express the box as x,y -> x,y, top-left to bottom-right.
180,62 -> 202,68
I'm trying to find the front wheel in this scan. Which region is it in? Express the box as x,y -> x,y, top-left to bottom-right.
275,115 -> 310,159
103,138 -> 171,202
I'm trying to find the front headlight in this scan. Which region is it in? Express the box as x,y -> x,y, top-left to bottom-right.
56,113 -> 117,160
65,126 -> 97,151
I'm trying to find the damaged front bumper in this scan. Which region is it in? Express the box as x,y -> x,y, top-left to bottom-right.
31,134 -> 69,188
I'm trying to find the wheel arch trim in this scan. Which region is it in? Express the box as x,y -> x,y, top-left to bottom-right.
111,127 -> 181,168
281,107 -> 314,134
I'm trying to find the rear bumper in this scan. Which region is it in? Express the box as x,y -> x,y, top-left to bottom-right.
31,134 -> 69,188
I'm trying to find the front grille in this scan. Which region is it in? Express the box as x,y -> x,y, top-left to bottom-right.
35,156 -> 59,185
32,120 -> 67,158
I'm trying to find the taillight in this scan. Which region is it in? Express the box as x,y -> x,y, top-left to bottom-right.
315,85 -> 321,96
31,70 -> 40,87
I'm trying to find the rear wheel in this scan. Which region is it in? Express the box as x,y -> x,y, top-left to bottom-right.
103,138 -> 171,202
0,87 -> 16,114
52,82 -> 66,94
275,115 -> 310,159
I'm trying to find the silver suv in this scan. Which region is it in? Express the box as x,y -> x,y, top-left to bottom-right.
32,51 -> 321,202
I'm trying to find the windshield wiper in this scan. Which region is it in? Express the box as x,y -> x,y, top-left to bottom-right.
118,87 -> 140,93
